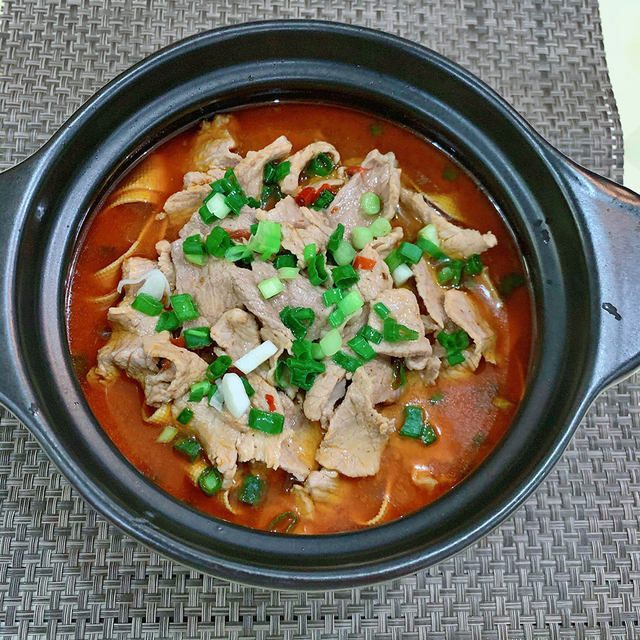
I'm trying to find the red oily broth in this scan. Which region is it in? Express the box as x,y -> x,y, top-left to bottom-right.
66,103 -> 532,534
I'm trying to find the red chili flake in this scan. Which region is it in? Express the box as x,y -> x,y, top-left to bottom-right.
317,183 -> 340,194
295,187 -> 317,207
330,206 -> 339,215
265,394 -> 276,412
227,228 -> 251,240
170,336 -> 186,348
353,255 -> 377,271
345,166 -> 370,176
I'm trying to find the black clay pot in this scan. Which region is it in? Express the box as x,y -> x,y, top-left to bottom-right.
1,21 -> 638,590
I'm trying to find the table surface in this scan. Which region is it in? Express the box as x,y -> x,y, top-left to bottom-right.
0,1 -> 639,639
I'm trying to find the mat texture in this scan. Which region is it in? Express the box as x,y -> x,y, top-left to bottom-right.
1,1 -> 639,639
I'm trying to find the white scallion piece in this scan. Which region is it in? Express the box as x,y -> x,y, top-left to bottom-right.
117,268 -> 170,300
220,373 -> 250,418
208,381 -> 224,411
234,340 -> 278,374
392,263 -> 414,286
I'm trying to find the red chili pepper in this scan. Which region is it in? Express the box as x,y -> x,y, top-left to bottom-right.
265,393 -> 276,412
227,228 -> 252,240
345,166 -> 370,176
317,183 -> 340,194
353,255 -> 377,271
295,187 -> 317,207
170,336 -> 186,348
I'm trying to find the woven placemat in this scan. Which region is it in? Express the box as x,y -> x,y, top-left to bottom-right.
1,1 -> 639,638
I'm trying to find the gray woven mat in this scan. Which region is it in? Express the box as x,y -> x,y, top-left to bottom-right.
1,1 -> 639,638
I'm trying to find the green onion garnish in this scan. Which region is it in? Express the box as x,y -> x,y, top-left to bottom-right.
383,248 -> 405,272
260,183 -> 283,208
277,267 -> 299,279
391,357 -> 406,389
274,160 -> 291,182
274,252 -> 297,269
183,327 -> 212,349
360,192 -> 381,215
430,392 -> 444,404
383,318 -> 419,342
182,234 -> 208,266
170,293 -> 199,323
347,335 -> 376,362
442,166 -> 458,181
248,220 -> 282,260
399,405 -> 423,438
417,224 -> 439,246
268,510 -> 299,533
398,242 -> 423,265
464,254 -> 483,276
239,474 -> 265,505
357,324 -> 383,345
373,302 -> 391,319
327,223 -> 345,254
370,217 -> 392,238
310,342 -> 325,360
322,287 -> 344,307
498,272 -> 525,298
307,153 -> 334,177
240,376 -> 255,397
131,292 -> 163,316
437,261 -> 464,286
247,197 -> 261,209
319,328 -> 342,357
311,189 -> 335,210
189,380 -> 211,402
258,276 -> 285,299
205,227 -> 232,258
263,162 -> 277,184
274,360 -> 291,389
351,226 -> 374,250
225,245 -> 253,263
328,308 -> 346,328
332,240 -> 356,266
332,350 -> 362,372
173,436 -> 202,460
248,408 -> 285,434
156,425 -> 178,443
198,466 -> 223,496
206,355 -> 232,382
416,237 -> 449,261
370,123 -> 383,137
155,310 -> 180,333
280,306 -> 316,340
307,254 -> 329,286
437,329 -> 470,365
331,264 -> 359,289
337,290 -> 363,316
303,243 -> 316,265
421,423 -> 438,446
199,192 -> 231,223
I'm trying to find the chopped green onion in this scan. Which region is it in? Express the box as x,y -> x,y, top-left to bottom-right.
391,357 -> 406,389
207,383 -> 219,405
311,189 -> 335,210
437,329 -> 470,365
319,329 -> 342,357
333,240 -> 356,266
274,161 -> 291,182
291,339 -> 313,359
370,217 -> 392,238
331,264 -> 359,289
327,223 -> 345,254
373,302 -> 391,319
418,224 -> 439,246
307,153 -> 334,177
225,245 -> 253,263
328,308 -> 346,328
347,335 -> 376,361
280,306 -> 316,340
274,252 -> 297,269
200,192 -> 231,223
248,408 -> 285,434
370,123 -> 383,137
206,355 -> 232,381
447,351 -> 465,366
464,254 -> 483,276
398,242 -> 423,265
277,267 -> 299,279
248,220 -> 282,260
307,254 -> 329,286
132,292 -> 164,316
498,272 -> 525,298
183,327 -> 212,349
437,261 -> 464,286
332,350 -> 362,372
360,192 -> 381,215
416,237 -> 449,261
239,474 -> 265,505
260,183 -> 283,208
205,227 -> 232,258
274,360 -> 291,389
310,342 -> 325,360
182,234 -> 208,266
442,166 -> 458,181
247,197 -> 261,209
170,293 -> 199,322
155,310 -> 180,333
224,191 -> 248,215
430,392 -> 444,404
198,466 -> 223,496
322,287 -> 344,307
399,405 -> 423,438
351,226 -> 374,250
357,324 -> 383,344
173,436 -> 202,461
421,423 -> 438,446
263,162 -> 277,184
250,223 -> 258,235
383,318 -> 419,342
258,277 -> 285,299
392,263 -> 414,286
156,425 -> 178,443
337,290 -> 364,316
303,243 -> 316,265
208,177 -> 233,196
268,510 -> 299,533
384,248 -> 405,272
189,380 -> 211,402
